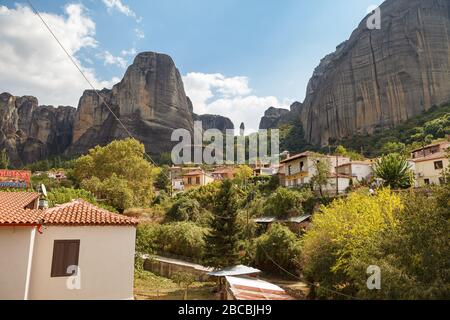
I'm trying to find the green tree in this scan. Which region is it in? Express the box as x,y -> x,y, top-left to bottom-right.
172,272 -> 196,300
301,189 -> 404,299
374,153 -> 414,189
0,149 -> 9,169
255,223 -> 301,276
234,165 -> 253,185
204,180 -> 240,268
263,188 -> 312,218
154,165 -> 171,193
380,142 -> 407,156
165,197 -> 212,226
72,139 -> 154,211
310,159 -> 330,197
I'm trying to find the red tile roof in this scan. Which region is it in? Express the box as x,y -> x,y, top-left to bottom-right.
0,192 -> 41,224
43,199 -> 138,226
0,192 -> 137,226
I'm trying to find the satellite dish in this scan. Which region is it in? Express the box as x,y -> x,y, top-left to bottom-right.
40,184 -> 48,197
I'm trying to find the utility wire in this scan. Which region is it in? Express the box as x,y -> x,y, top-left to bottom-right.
26,0 -> 163,172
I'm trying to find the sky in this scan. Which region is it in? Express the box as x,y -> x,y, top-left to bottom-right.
0,0 -> 384,131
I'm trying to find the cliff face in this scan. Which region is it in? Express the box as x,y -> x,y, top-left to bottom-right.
193,113 -> 234,133
0,93 -> 76,166
259,102 -> 304,130
66,52 -> 194,157
299,0 -> 450,146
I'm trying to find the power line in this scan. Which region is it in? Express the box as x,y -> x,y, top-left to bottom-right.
26,0 -> 163,172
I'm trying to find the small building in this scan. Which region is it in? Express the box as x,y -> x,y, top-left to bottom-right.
280,152 -> 351,193
225,276 -> 295,300
409,142 -> 449,186
182,169 -> 215,190
171,178 -> 185,192
0,192 -> 137,300
336,161 -> 373,182
211,167 -> 236,181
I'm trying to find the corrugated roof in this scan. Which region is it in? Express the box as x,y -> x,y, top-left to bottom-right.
208,265 -> 261,277
226,276 -> 295,300
254,215 -> 311,224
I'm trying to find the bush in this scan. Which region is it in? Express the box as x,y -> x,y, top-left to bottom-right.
255,224 -> 301,276
165,197 -> 212,226
263,188 -> 313,218
157,222 -> 208,262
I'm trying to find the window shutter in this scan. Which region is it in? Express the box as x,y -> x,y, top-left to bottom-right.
51,240 -> 80,277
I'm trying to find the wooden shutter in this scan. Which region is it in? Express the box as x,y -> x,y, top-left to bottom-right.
51,240 -> 80,277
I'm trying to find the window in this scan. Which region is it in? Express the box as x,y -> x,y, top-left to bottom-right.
196,177 -> 201,184
288,165 -> 292,176
51,240 -> 80,277
188,177 -> 192,185
300,162 -> 304,171
434,161 -> 444,170
424,179 -> 430,185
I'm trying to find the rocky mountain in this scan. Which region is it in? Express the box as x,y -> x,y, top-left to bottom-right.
0,93 -> 76,166
259,102 -> 304,130
66,52 -> 194,158
193,113 -> 234,133
1,51 -> 236,165
297,0 -> 450,146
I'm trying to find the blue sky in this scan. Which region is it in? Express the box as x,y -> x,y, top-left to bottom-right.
0,0 -> 384,130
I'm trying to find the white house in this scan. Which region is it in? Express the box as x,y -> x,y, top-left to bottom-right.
409,142 -> 449,186
336,161 -> 373,182
280,151 -> 351,194
0,192 -> 138,300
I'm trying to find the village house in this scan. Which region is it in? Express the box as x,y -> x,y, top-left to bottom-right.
182,169 -> 215,190
280,151 -> 351,194
211,167 -> 236,181
409,142 -> 450,187
336,160 -> 373,182
0,192 -> 137,300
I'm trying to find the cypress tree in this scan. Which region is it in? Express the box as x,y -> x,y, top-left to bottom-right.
204,180 -> 240,269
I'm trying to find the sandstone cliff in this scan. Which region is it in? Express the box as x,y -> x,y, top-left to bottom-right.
259,102 -> 304,130
0,93 -> 76,166
299,0 -> 450,146
66,52 -> 194,157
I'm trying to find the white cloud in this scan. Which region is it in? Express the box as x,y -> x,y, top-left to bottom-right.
102,0 -> 135,18
134,28 -> 145,39
183,72 -> 291,133
121,48 -> 137,56
0,4 -> 118,107
98,51 -> 128,68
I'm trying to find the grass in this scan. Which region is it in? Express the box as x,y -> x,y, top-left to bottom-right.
134,270 -> 217,300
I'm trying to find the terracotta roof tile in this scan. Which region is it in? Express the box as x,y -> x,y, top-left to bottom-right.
0,192 -> 41,224
0,192 -> 137,226
42,199 -> 138,226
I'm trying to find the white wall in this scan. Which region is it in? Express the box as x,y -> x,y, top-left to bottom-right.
0,227 -> 34,300
29,226 -> 136,300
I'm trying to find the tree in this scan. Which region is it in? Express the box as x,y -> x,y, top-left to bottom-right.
172,272 -> 196,300
165,197 -> 212,226
0,149 -> 9,169
310,159 -> 330,197
46,187 -> 116,212
374,153 -> 414,189
263,188 -> 312,218
154,165 -> 171,193
234,165 -> 253,185
204,180 -> 240,268
301,189 -> 404,299
255,223 -> 301,276
380,142 -> 407,156
72,139 -> 154,211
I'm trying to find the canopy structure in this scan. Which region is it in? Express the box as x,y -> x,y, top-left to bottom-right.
225,276 -> 295,300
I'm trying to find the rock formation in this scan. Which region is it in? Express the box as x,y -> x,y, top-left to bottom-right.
259,102 -> 304,130
0,93 -> 76,166
66,52 -> 194,157
298,0 -> 450,146
193,113 -> 234,133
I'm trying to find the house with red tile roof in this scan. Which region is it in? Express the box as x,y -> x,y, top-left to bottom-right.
0,192 -> 137,300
